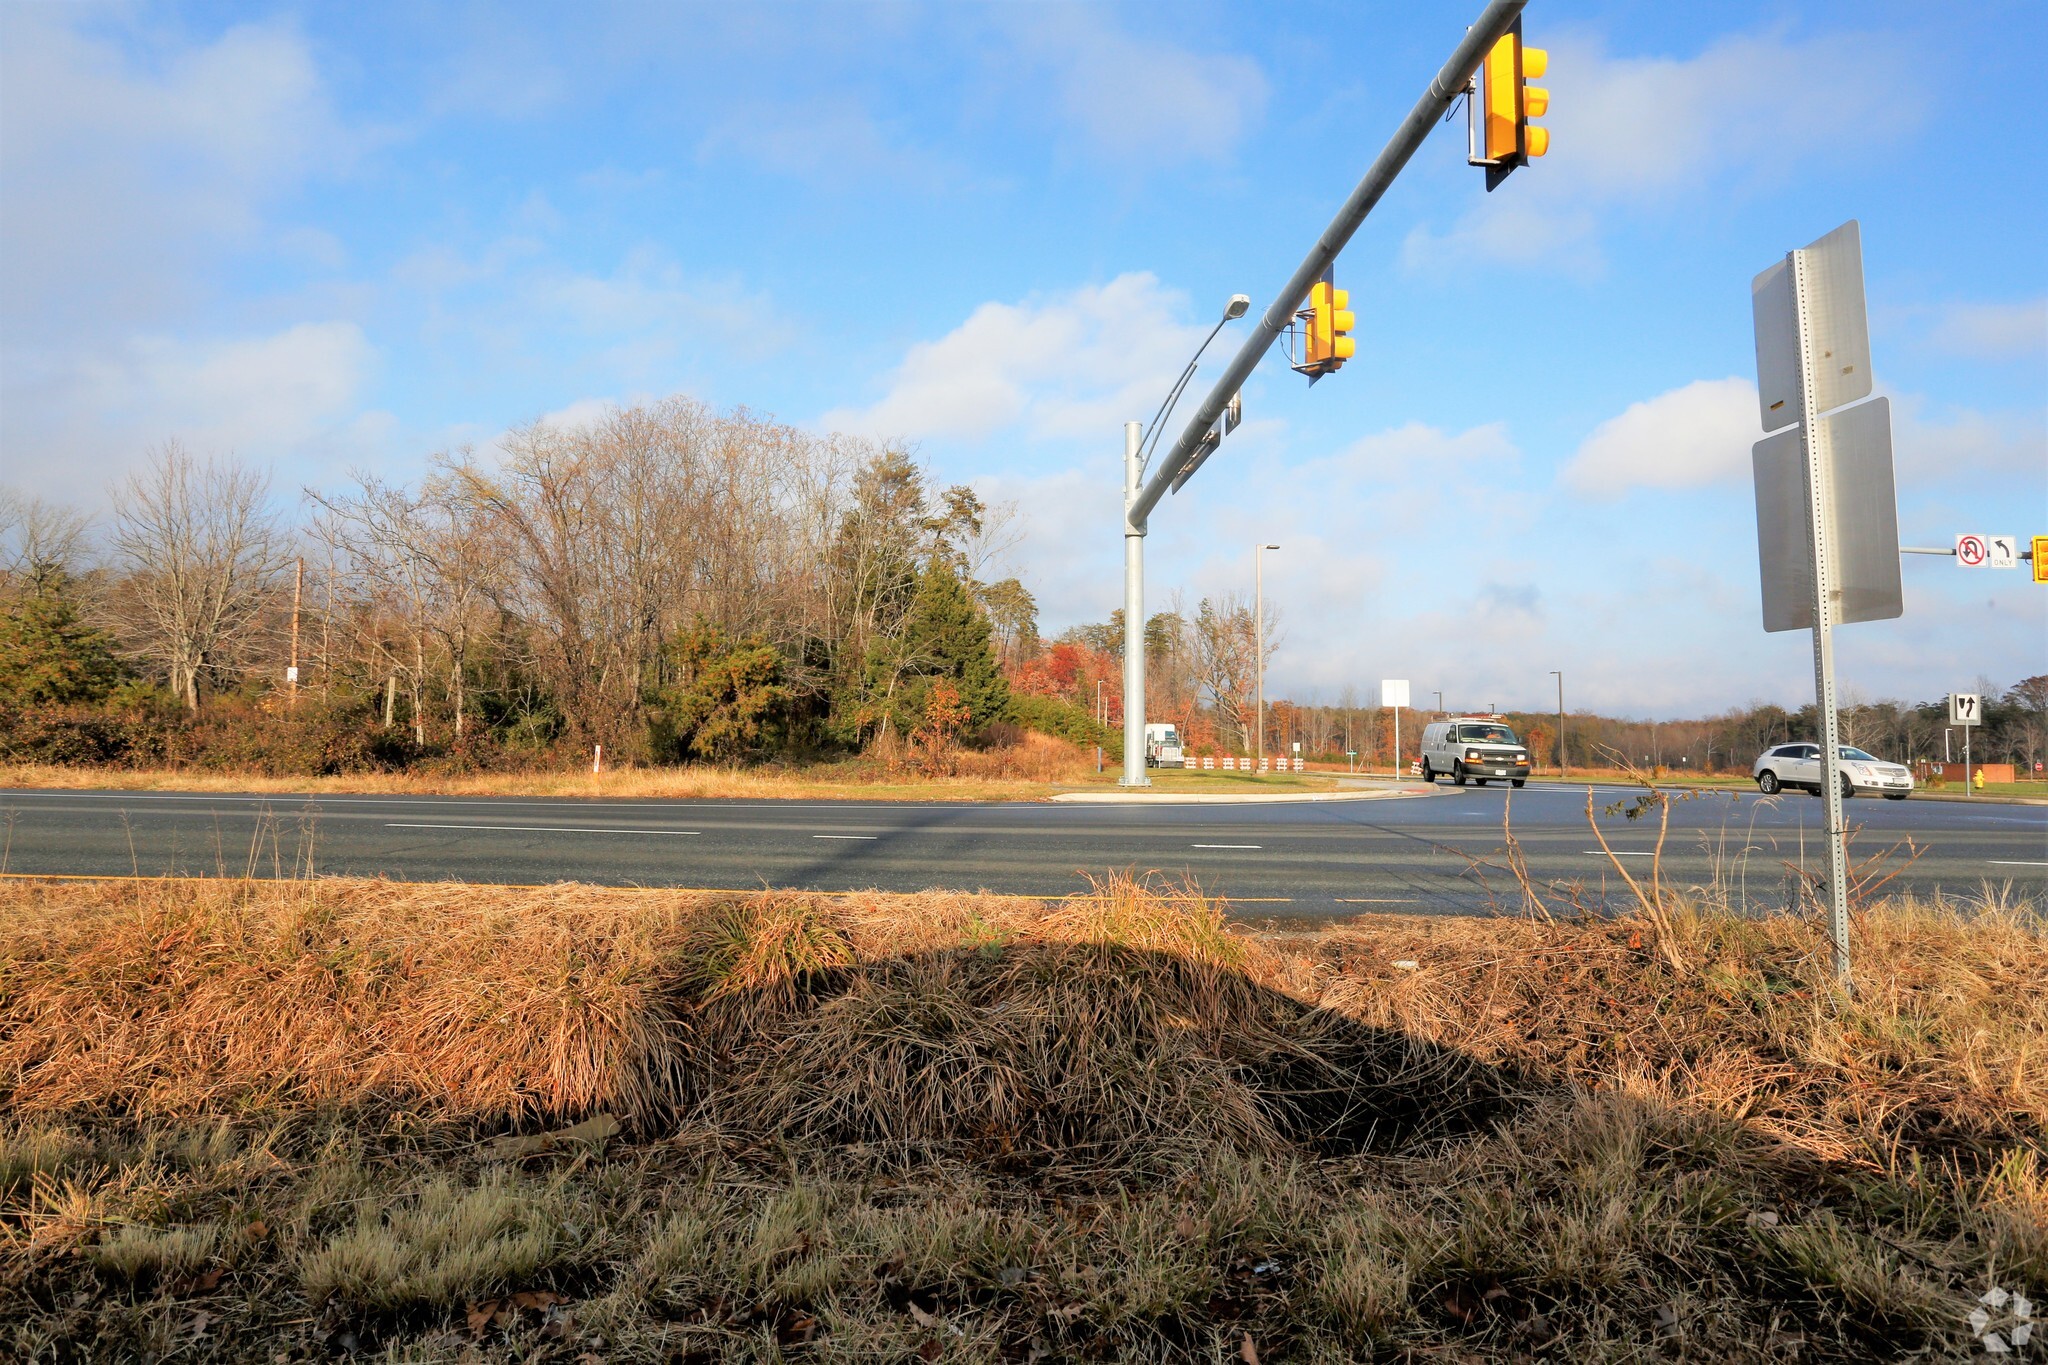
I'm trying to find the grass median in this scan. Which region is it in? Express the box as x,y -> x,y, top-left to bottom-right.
2,871 -> 2041,1361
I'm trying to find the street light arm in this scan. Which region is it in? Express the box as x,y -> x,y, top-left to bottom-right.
1137,312 -> 1234,478
1126,0 -> 1526,533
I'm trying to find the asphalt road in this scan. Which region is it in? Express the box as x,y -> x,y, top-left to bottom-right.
4,783 -> 2041,919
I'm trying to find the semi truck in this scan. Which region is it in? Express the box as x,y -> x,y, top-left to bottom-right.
1144,722 -> 1185,768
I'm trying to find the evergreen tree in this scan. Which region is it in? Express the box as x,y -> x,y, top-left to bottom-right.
0,573 -> 122,706
650,623 -> 795,762
860,561 -> 1009,739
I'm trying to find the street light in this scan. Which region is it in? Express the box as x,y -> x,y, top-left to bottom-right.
1255,543 -> 1281,765
1549,670 -> 1564,775
1138,295 -> 1253,479
1120,294 -> 1251,788
1433,689 -> 1444,714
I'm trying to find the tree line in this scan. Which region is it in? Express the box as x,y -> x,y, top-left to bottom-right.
0,400 -> 1029,771
2,392 -> 2041,778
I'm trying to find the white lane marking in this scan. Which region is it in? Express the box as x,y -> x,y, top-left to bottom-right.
1987,860 -> 2048,867
1191,843 -> 1261,849
386,822 -> 699,836
813,834 -> 878,841
1333,898 -> 1418,903
1585,850 -> 1654,856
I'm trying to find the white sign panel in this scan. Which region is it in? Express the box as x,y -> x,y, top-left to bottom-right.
1956,534 -> 1989,567
1379,679 -> 1410,709
1949,693 -> 1981,726
1987,535 -> 2019,569
1751,220 -> 1873,433
1752,397 -> 1903,632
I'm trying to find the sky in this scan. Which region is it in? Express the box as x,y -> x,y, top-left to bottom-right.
2,0 -> 2043,721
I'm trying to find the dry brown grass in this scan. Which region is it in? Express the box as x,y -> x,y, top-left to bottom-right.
1,873 -> 2041,1361
0,731 -> 1096,804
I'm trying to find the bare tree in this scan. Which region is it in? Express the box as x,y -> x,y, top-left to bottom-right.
0,487 -> 93,596
1190,592 -> 1277,753
106,443 -> 285,710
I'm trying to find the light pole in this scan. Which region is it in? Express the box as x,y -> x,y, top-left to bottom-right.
1549,670 -> 1564,775
1095,679 -> 1105,774
1121,294 -> 1251,787
1255,543 -> 1280,765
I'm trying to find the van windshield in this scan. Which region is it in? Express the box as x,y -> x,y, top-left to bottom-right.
1456,724 -> 1518,745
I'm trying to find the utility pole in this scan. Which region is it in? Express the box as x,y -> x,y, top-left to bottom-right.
1116,0 -> 1527,792
1550,670 -> 1565,774
1255,543 -> 1279,765
288,556 -> 303,713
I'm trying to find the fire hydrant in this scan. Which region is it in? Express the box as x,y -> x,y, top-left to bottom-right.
1973,768 -> 1986,792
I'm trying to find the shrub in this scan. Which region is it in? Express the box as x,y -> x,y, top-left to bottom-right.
1009,693 -> 1120,760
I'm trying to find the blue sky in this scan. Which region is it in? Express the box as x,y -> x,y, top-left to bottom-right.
3,0 -> 2043,719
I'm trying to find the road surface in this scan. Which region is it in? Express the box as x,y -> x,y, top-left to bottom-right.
4,783 -> 2040,919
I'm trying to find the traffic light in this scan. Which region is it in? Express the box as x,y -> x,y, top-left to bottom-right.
1469,17 -> 1548,191
1296,275 -> 1355,379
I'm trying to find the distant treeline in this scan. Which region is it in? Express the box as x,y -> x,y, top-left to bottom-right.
2,394 -> 2041,777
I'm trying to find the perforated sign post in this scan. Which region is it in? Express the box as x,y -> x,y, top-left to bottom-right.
1751,219 -> 1901,989
1950,693 -> 1981,793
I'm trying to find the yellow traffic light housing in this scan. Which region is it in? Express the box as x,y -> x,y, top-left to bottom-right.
1470,18 -> 1548,190
1295,275 -> 1355,379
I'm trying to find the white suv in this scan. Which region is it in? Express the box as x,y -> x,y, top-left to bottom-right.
1751,743 -> 1913,800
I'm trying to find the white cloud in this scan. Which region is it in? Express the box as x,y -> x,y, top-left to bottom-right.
1562,377 -> 1757,496
1890,395 -> 2048,488
1302,420 -> 1519,486
1000,9 -> 1268,166
0,10 -> 352,334
6,322 -> 378,503
822,273 -> 1213,445
1405,29 -> 1922,272
1927,298 -> 2047,360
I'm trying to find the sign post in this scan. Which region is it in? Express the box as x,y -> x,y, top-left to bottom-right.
1949,692 -> 1981,794
1381,679 -> 1410,777
1751,220 -> 1900,989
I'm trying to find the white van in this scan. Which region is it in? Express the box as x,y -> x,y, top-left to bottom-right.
1144,722 -> 1185,768
1420,718 -> 1531,788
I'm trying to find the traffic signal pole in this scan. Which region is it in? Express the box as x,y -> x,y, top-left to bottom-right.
1122,421 -> 1147,785
1117,0 -> 1527,789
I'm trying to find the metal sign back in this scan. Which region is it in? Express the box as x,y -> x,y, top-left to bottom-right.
1751,259 -> 1801,432
1751,397 -> 1902,631
1752,220 -> 1872,431
1795,220 -> 1874,416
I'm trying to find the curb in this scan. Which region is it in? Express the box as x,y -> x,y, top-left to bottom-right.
1048,787 -> 1430,805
